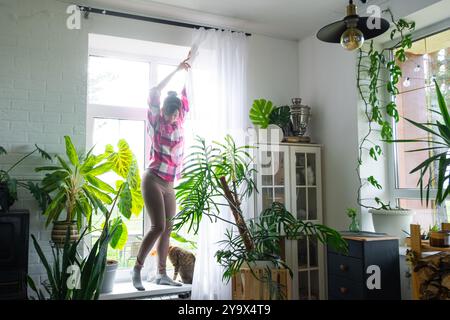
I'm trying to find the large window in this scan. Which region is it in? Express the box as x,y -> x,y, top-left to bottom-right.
392,28 -> 450,229
87,43 -> 195,280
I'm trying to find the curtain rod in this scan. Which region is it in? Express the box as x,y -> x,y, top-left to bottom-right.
77,6 -> 252,36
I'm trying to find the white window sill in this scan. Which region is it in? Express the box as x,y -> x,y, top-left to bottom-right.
99,281 -> 192,300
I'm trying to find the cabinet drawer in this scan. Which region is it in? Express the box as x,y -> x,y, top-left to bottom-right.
328,275 -> 364,300
328,239 -> 363,259
328,253 -> 363,282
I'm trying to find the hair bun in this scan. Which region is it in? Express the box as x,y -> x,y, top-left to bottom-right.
168,91 -> 178,97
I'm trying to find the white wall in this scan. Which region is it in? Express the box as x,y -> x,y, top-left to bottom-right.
298,36 -> 360,231
297,0 -> 447,231
0,0 -> 299,288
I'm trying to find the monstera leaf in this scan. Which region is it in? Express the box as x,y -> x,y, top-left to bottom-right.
249,99 -> 274,129
269,106 -> 291,128
106,140 -> 133,178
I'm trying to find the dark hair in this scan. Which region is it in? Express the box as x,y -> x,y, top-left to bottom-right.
163,91 -> 181,116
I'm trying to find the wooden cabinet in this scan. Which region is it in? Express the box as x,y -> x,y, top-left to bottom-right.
327,236 -> 401,300
255,143 -> 324,300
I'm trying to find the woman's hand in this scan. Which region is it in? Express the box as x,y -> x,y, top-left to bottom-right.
177,57 -> 191,72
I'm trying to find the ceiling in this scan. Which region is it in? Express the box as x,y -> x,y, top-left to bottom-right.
76,0 -> 445,40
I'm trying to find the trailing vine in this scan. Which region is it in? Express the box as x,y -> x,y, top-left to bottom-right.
356,10 -> 415,210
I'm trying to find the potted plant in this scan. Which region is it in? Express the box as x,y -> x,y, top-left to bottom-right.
216,202 -> 347,298
368,198 -> 412,244
249,99 -> 292,143
353,12 -> 416,235
174,135 -> 347,298
346,208 -> 360,232
27,185 -> 127,300
0,144 -> 51,212
36,136 -> 144,250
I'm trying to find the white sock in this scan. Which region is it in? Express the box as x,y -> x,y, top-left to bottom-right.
155,273 -> 182,286
132,266 -> 145,291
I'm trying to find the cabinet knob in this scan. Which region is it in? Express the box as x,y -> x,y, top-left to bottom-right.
339,264 -> 348,272
339,287 -> 348,294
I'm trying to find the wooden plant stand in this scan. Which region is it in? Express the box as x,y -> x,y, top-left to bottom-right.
406,223 -> 450,300
232,268 -> 292,300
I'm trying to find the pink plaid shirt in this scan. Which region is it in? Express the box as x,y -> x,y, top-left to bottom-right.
147,87 -> 189,182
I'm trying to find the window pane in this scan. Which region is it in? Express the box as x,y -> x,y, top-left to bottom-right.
91,118 -> 146,269
395,30 -> 450,189
157,64 -> 187,100
398,199 -> 437,231
88,56 -> 150,108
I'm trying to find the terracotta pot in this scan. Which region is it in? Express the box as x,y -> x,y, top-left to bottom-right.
51,221 -> 79,248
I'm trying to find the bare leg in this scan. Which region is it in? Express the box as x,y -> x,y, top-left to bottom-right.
132,170 -> 166,291
154,187 -> 182,286
156,190 -> 176,274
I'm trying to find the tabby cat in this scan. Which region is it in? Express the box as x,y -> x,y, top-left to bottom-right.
168,246 -> 196,284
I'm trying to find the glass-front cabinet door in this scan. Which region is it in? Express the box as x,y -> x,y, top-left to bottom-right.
255,144 -> 290,215
289,146 -> 324,300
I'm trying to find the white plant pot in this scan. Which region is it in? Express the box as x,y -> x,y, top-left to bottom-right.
369,208 -> 413,245
255,125 -> 284,144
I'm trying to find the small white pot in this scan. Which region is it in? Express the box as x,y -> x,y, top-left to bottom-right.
369,208 -> 413,245
255,125 -> 284,144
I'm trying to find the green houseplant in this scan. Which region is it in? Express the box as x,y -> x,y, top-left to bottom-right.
388,80 -> 449,206
249,99 -> 292,140
36,136 -> 143,248
0,145 -> 51,212
27,183 -> 127,300
353,11 -> 416,240
174,135 -> 347,297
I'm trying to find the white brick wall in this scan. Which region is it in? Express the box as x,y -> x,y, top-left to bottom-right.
0,0 -> 88,293
0,0 -> 301,299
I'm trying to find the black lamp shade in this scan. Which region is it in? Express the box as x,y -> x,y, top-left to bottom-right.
317,16 -> 390,43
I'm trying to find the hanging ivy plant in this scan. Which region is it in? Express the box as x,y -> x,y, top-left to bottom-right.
356,10 -> 415,210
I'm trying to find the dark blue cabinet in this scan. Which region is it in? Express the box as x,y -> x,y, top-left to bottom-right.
327,236 -> 401,300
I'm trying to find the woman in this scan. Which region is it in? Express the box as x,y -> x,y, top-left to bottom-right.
132,55 -> 191,290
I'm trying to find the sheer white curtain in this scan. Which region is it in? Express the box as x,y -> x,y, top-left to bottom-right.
184,28 -> 249,300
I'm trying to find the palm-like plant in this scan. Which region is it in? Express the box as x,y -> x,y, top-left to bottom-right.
216,202 -> 348,283
175,135 -> 257,251
36,136 -> 143,249
175,136 -> 347,289
388,80 -> 450,206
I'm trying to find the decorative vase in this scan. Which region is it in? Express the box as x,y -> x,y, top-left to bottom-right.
100,260 -> 119,294
369,208 -> 413,245
51,221 -> 79,248
348,216 -> 360,232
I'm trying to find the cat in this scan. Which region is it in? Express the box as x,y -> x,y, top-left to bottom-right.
168,246 -> 196,284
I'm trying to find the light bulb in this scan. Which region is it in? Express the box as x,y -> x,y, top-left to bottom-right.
340,27 -> 365,51
403,77 -> 411,88
414,65 -> 421,73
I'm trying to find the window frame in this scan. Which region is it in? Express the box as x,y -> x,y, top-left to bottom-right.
386,24 -> 450,222
86,48 -> 182,282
